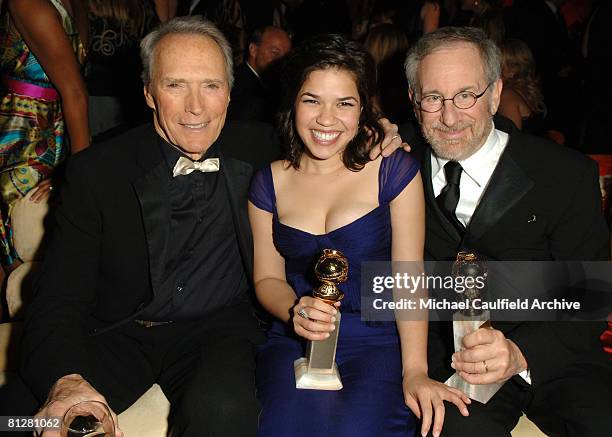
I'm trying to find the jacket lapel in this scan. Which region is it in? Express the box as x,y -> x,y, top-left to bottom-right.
467,135 -> 534,240
132,132 -> 171,296
220,151 -> 255,282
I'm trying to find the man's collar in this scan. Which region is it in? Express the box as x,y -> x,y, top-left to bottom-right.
246,62 -> 261,79
431,123 -> 507,187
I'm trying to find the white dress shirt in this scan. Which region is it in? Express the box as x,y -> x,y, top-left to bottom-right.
430,124 -> 532,383
431,125 -> 508,227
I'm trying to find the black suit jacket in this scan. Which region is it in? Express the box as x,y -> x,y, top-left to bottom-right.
228,63 -> 270,122
401,117 -> 610,388
20,122 -> 281,401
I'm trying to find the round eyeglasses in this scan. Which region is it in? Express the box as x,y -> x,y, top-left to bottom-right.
415,83 -> 492,113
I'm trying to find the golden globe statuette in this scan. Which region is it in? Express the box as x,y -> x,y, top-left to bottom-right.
294,249 -> 348,390
445,252 -> 503,403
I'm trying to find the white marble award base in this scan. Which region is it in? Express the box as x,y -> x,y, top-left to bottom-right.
445,311 -> 503,404
294,312 -> 343,390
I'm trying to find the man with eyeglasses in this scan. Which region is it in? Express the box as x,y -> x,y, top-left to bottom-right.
401,27 -> 611,436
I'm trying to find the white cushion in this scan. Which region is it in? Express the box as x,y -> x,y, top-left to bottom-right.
511,415 -> 547,437
118,384 -> 170,437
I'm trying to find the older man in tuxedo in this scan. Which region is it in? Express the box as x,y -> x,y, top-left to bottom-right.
402,26 -> 612,437
19,17 -> 274,437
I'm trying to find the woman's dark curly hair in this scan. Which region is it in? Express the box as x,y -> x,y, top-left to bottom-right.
277,34 -> 383,171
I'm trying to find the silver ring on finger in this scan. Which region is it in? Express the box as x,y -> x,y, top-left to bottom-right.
297,307 -> 309,319
48,185 -> 53,191
391,134 -> 400,141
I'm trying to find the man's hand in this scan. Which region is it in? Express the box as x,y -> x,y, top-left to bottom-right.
35,374 -> 123,437
369,117 -> 412,159
451,328 -> 528,385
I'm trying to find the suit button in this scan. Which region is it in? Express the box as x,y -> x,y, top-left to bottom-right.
176,285 -> 183,293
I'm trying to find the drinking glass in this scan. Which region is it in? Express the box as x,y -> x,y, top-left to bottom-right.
61,400 -> 115,437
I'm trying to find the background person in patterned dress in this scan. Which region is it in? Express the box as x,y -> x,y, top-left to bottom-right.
0,0 -> 89,275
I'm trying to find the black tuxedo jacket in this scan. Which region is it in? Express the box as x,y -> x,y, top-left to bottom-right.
401,117 -> 610,388
21,122 -> 281,401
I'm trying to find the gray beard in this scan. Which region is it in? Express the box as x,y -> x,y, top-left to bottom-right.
424,118 -> 493,161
